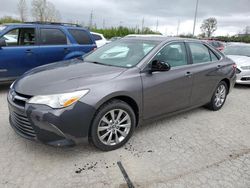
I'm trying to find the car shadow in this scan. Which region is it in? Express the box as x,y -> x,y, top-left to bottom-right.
234,84 -> 250,89
0,84 -> 10,92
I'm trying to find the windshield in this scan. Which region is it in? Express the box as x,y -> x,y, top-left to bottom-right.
84,39 -> 159,68
224,45 -> 250,57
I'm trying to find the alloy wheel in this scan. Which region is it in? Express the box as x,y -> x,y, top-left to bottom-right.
214,84 -> 226,108
97,109 -> 131,146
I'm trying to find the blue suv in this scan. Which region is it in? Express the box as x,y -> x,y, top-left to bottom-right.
0,22 -> 96,83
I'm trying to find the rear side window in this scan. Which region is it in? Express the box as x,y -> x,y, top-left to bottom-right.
40,28 -> 67,45
69,29 -> 92,44
210,50 -> 219,61
189,43 -> 211,64
92,34 -> 102,41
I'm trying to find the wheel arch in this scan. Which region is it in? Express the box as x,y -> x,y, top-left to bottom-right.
221,78 -> 230,94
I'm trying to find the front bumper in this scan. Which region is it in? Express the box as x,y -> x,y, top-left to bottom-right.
236,69 -> 250,85
8,90 -> 96,147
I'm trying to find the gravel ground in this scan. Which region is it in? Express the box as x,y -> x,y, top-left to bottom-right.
0,85 -> 250,188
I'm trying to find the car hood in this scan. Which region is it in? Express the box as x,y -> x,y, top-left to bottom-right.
14,59 -> 127,96
227,55 -> 250,67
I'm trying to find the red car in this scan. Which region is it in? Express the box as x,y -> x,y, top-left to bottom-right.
204,40 -> 225,51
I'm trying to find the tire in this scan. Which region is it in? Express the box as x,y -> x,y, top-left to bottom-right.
206,81 -> 228,111
90,99 -> 136,151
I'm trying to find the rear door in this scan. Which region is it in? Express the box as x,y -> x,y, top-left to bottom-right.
141,42 -> 193,119
186,42 -> 222,105
37,27 -> 70,65
0,26 -> 39,80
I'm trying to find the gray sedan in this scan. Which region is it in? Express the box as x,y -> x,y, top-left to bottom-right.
8,36 -> 236,151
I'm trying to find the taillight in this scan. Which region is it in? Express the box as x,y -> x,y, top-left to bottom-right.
232,63 -> 237,70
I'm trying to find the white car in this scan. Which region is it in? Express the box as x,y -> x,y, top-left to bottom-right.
224,43 -> 250,85
91,32 -> 109,48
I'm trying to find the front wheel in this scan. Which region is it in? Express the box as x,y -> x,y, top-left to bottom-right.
206,81 -> 228,111
90,100 -> 136,151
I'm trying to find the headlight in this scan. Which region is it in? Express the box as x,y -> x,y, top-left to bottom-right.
28,90 -> 89,109
241,66 -> 250,70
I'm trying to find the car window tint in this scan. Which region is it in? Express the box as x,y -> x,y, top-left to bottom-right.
154,42 -> 188,67
1,28 -> 35,46
189,43 -> 211,64
69,29 -> 92,44
92,34 -> 102,41
40,28 -> 67,45
210,50 -> 219,61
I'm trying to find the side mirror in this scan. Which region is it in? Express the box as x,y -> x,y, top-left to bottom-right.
0,38 -> 6,48
151,60 -> 171,72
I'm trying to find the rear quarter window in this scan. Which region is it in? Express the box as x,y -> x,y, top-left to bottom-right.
69,29 -> 93,45
92,34 -> 102,41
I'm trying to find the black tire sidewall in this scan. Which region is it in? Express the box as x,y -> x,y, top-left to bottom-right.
91,100 -> 136,151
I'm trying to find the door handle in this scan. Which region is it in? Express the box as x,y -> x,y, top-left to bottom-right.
25,49 -> 33,55
217,65 -> 222,68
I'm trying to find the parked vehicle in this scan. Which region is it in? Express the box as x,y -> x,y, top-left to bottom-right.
0,22 -> 96,83
204,40 -> 225,51
110,37 -> 122,42
8,36 -> 236,151
91,32 -> 109,47
223,43 -> 250,84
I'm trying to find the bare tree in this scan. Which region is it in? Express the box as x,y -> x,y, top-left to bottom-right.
31,0 -> 61,22
17,0 -> 27,22
200,17 -> 217,38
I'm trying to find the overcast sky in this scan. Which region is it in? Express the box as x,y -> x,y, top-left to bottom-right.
1,0 -> 250,36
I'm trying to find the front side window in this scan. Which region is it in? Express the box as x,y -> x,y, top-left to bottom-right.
40,28 -> 67,45
153,42 -> 188,67
69,29 -> 92,44
84,39 -> 158,68
189,43 -> 211,64
0,28 -> 35,46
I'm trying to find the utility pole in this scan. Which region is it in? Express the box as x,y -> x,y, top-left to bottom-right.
156,19 -> 159,32
141,17 -> 144,33
192,0 -> 199,37
176,20 -> 180,36
103,19 -> 105,29
88,10 -> 93,29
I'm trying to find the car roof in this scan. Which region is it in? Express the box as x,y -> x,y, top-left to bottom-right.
227,42 -> 250,46
3,23 -> 88,30
124,35 -> 202,43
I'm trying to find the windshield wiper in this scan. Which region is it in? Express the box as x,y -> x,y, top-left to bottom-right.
86,61 -> 113,66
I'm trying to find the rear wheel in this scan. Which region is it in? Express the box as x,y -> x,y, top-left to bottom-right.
206,81 -> 228,111
91,100 -> 136,151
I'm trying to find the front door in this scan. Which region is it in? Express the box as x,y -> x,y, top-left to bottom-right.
0,27 -> 38,81
141,42 -> 193,119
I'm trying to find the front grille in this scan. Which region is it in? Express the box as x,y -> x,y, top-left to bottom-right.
10,91 -> 32,107
241,77 -> 250,81
10,111 -> 36,138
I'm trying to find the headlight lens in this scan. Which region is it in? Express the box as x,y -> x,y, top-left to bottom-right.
28,90 -> 89,109
241,66 -> 250,70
